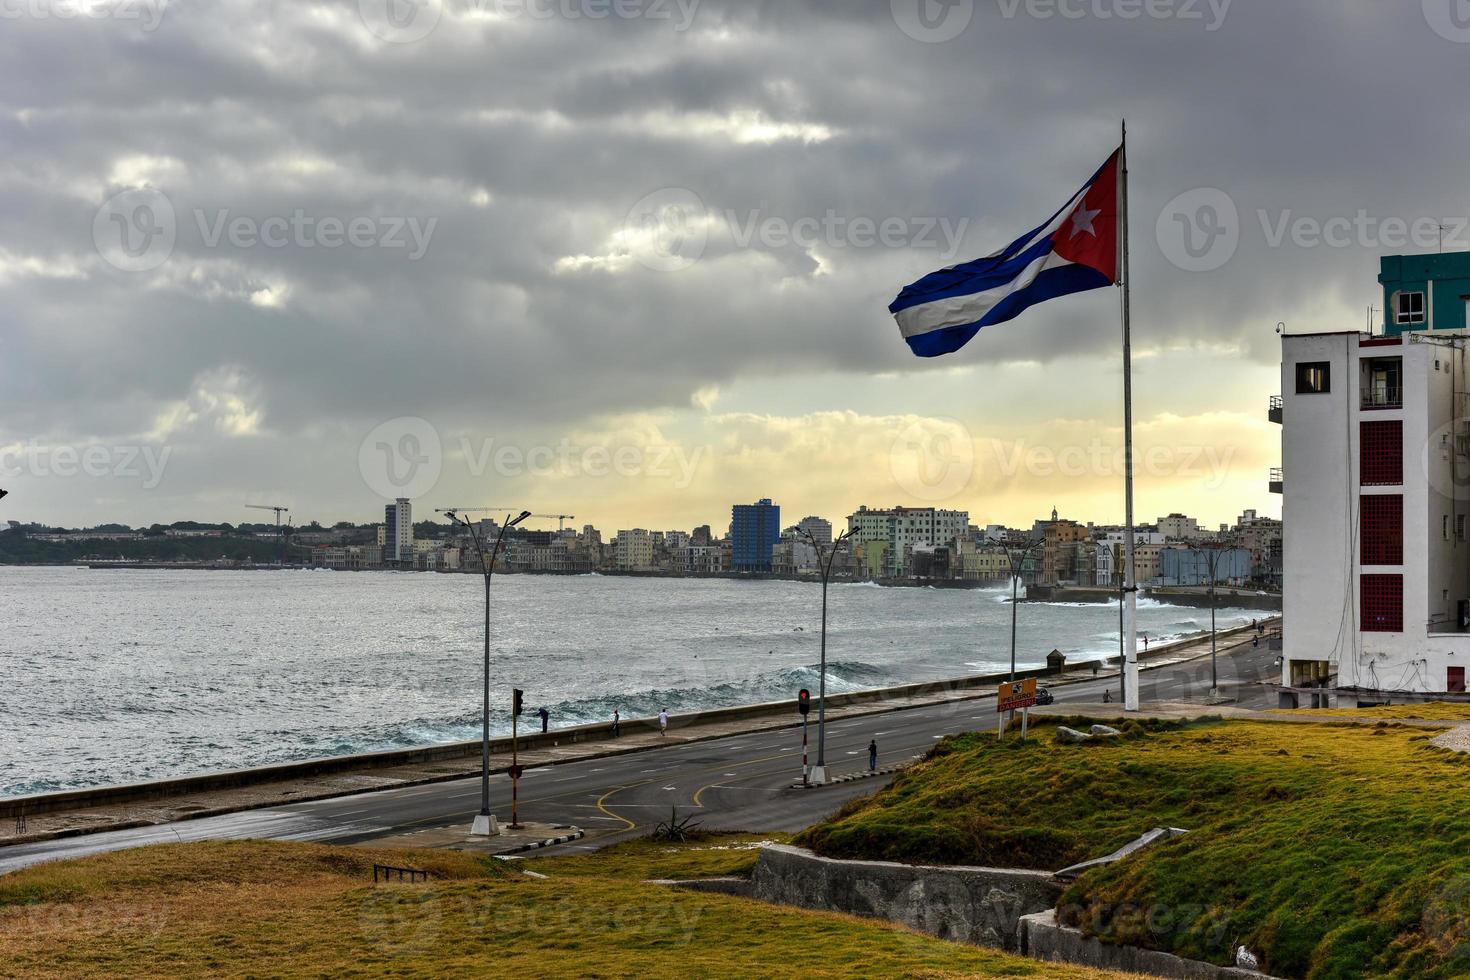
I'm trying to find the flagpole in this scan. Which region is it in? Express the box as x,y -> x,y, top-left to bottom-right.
1121,119 -> 1140,712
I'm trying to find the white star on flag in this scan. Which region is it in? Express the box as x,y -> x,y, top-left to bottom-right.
1070,204 -> 1100,238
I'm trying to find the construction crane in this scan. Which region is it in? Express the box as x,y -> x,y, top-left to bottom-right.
245,504 -> 290,566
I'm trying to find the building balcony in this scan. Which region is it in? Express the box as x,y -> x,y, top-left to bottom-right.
1361,385 -> 1402,411
1269,468 -> 1284,494
1268,395 -> 1283,424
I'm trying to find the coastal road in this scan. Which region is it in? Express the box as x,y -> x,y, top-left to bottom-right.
0,638 -> 1280,875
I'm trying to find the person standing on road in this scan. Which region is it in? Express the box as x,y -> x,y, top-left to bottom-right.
868,739 -> 878,772
538,706 -> 549,734
612,708 -> 621,737
658,708 -> 669,736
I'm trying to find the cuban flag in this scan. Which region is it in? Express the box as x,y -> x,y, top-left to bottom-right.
890,148 -> 1122,357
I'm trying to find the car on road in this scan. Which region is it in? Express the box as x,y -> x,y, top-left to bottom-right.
1035,686 -> 1055,706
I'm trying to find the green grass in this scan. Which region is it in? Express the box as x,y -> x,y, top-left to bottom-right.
796,716 -> 1470,979
533,831 -> 789,880
0,836 -> 1127,978
1290,702 -> 1470,721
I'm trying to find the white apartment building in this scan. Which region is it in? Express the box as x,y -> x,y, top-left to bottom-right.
1279,326 -> 1470,700
614,529 -> 655,570
683,544 -> 725,575
847,506 -> 969,577
1156,513 -> 1207,541
797,515 -> 833,547
384,498 -> 413,564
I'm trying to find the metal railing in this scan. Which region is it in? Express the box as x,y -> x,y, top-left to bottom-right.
1269,468 -> 1284,493
1361,385 -> 1402,410
374,864 -> 431,884
1268,395 -> 1283,423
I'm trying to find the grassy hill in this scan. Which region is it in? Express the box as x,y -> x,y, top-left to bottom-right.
796,716 -> 1470,979
0,836 -> 1129,978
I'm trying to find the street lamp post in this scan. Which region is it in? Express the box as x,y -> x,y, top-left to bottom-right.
1200,539 -> 1235,701
1005,538 -> 1046,683
801,527 -> 855,785
440,507 -> 532,836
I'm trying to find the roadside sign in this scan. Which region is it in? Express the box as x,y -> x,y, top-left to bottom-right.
997,677 -> 1038,713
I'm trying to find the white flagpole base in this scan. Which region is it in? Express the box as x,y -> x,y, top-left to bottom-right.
470,813 -> 501,836
809,765 -> 829,785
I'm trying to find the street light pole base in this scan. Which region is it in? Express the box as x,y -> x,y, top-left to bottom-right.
470,813 -> 500,836
809,765 -> 829,785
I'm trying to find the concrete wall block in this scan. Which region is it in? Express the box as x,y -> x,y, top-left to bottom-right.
751,844 -> 1061,951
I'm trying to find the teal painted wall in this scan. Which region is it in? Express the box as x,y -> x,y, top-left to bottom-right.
1380,253 -> 1470,335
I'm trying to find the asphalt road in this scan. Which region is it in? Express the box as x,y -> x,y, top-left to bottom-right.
0,637 -> 1279,876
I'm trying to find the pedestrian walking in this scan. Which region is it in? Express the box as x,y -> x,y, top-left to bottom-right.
538,706 -> 549,734
1251,618 -> 1257,632
658,708 -> 669,736
1103,688 -> 1112,703
1142,634 -> 1149,653
612,708 -> 621,737
1252,634 -> 1259,649
868,739 -> 878,772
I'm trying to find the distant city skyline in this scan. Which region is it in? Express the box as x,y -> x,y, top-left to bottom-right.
10,499 -> 1271,538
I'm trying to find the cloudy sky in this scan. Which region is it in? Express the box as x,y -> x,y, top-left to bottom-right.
1,0 -> 1464,533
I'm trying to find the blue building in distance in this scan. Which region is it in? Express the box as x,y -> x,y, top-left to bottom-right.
731,498 -> 780,572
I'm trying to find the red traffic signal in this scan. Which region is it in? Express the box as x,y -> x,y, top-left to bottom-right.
798,689 -> 811,716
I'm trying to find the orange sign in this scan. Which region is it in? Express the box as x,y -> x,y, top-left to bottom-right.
997,677 -> 1038,713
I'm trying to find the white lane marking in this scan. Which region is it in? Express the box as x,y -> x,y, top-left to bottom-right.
662,786 -> 677,791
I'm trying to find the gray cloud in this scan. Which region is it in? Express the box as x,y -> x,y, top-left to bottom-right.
0,0 -> 1461,523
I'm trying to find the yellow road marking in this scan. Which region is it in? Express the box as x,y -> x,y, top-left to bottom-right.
595,780 -> 651,830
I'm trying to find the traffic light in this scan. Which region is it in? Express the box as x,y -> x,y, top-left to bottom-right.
513,688 -> 524,716
798,689 -> 810,716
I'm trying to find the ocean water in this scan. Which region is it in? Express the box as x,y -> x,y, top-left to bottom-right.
0,566 -> 1260,797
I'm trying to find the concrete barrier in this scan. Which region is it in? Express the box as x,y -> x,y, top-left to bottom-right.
751,844 -> 1061,951
1022,910 -> 1280,979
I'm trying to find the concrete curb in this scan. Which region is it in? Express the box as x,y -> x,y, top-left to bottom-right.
792,764 -> 909,789
493,829 -> 585,856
